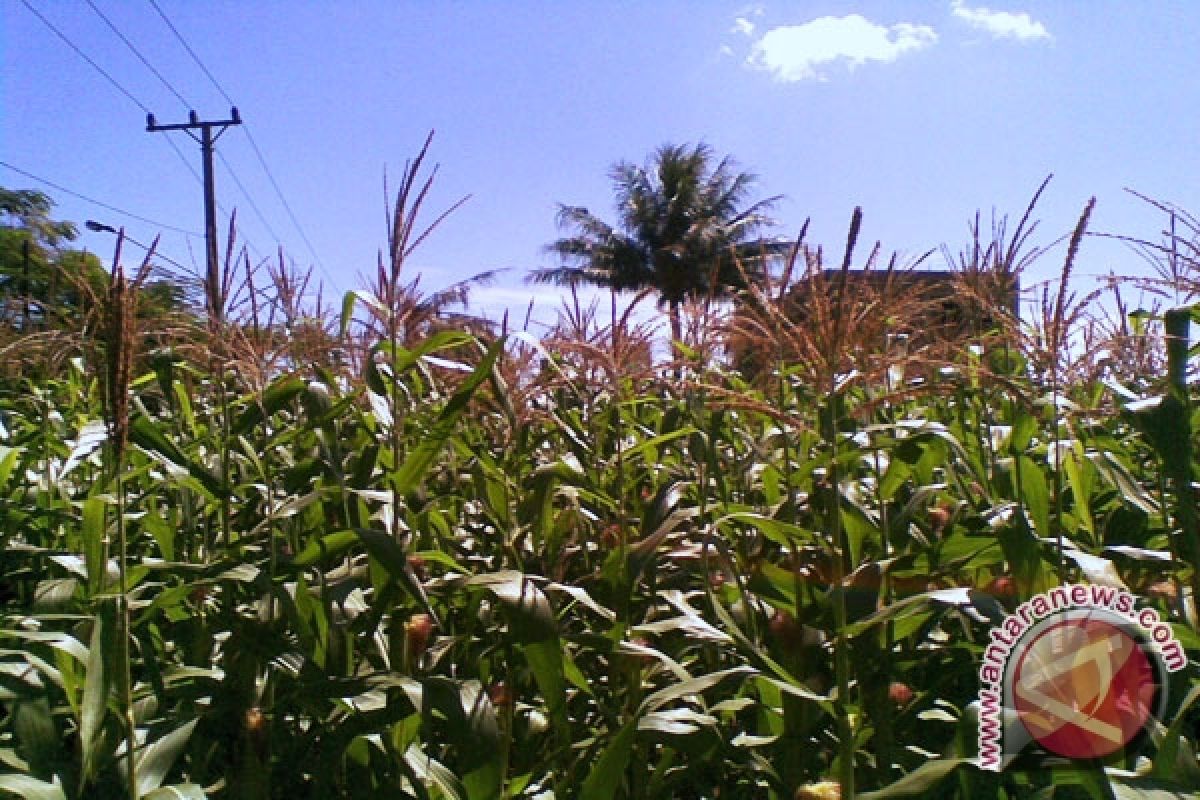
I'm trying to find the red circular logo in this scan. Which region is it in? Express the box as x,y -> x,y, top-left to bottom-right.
1012,614 -> 1157,759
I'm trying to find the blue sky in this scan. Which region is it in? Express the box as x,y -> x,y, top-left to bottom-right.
3,1 -> 1199,329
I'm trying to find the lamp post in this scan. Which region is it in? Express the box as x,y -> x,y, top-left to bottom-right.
86,220 -> 192,279
85,220 -> 118,235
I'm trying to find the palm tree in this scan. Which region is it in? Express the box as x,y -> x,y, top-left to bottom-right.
529,143 -> 787,345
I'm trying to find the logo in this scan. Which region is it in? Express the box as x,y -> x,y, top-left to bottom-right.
977,583 -> 1184,771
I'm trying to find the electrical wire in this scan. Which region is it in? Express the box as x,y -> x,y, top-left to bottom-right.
93,229 -> 197,283
85,5 -> 273,260
161,134 -> 204,184
84,0 -> 191,110
19,0 -> 150,113
237,129 -> 328,277
146,0 -> 331,279
0,162 -> 201,287
1,160 -> 202,237
22,0 -> 310,287
18,0 -> 210,203
146,0 -> 235,106
216,151 -> 284,244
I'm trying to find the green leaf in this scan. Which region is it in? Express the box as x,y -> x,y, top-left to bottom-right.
420,678 -> 501,800
641,666 -> 754,713
0,446 -> 21,492
467,571 -> 556,642
858,757 -> 969,799
134,719 -> 198,794
617,426 -> 695,466
840,494 -> 879,567
59,420 -> 106,482
356,529 -> 437,622
997,512 -> 1055,597
627,508 -> 698,583
340,289 -> 359,337
579,718 -> 637,800
0,774 -> 67,800
403,743 -> 467,800
1008,408 -> 1038,454
1126,394 -> 1191,480
1090,451 -> 1158,515
523,639 -> 568,743
291,526 -> 435,620
391,337 -> 502,496
879,456 -> 911,502
231,375 -> 306,435
292,530 -> 360,566
843,592 -> 934,639
141,506 -> 175,563
129,415 -> 226,498
715,512 -> 810,548
1108,775 -> 1198,799
82,496 -> 106,596
80,606 -> 115,786
341,290 -> 391,338
13,697 -> 62,782
1015,454 -> 1050,537
1151,683 -> 1200,784
638,708 -> 717,736
143,785 -> 208,800
0,630 -> 89,664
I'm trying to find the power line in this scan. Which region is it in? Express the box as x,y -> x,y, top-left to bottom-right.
156,133 -> 268,264
19,0 -> 150,113
85,221 -> 197,282
161,132 -> 203,183
74,0 -> 241,228
161,138 -> 270,267
84,0 -> 191,110
216,150 -> 284,244
79,3 -> 271,263
146,0 -> 331,279
22,0 -> 305,285
0,160 -> 202,237
146,0 -> 235,105
239,131 -> 327,276
0,159 -> 200,284
18,0 -> 213,201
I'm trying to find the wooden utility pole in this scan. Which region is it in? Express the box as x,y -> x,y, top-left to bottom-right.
146,108 -> 241,324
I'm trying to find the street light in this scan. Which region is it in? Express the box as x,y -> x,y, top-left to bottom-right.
85,220 -> 193,278
85,220 -> 118,234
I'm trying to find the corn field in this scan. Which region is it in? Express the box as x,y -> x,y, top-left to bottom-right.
2,169 -> 1200,800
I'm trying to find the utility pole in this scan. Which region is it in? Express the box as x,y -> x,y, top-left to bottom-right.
146,108 -> 241,324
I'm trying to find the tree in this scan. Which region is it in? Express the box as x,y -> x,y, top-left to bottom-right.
0,187 -> 185,332
0,188 -> 97,328
530,143 -> 788,344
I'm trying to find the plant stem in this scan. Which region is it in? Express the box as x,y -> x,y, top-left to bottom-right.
1163,308 -> 1200,623
115,463 -> 140,799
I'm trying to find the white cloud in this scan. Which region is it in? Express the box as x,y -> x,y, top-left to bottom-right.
950,0 -> 1050,41
748,14 -> 937,82
732,17 -> 756,36
718,44 -> 736,58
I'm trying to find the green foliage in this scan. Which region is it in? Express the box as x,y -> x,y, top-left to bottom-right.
0,186 -> 185,339
0,188 -> 105,330
2,188 -> 1200,799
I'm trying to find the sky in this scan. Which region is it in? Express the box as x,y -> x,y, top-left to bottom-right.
3,1 -> 1199,332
